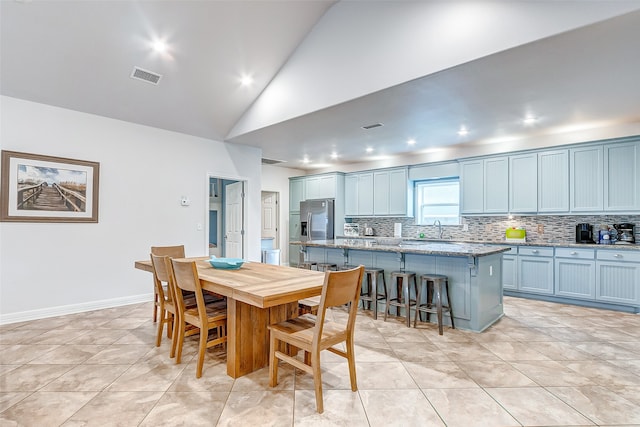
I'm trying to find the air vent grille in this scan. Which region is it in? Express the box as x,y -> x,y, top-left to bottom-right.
130,67 -> 162,85
362,123 -> 383,130
262,158 -> 286,165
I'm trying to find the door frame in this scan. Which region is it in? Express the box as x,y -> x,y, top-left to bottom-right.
205,172 -> 249,259
261,190 -> 280,251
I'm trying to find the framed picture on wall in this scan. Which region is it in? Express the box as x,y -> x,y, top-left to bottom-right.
1,150 -> 100,223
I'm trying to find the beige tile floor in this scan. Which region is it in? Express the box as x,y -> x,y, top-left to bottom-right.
1,296 -> 640,426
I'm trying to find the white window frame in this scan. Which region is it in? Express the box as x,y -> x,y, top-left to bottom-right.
415,178 -> 461,225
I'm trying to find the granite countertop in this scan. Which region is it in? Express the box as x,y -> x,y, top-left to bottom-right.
292,239 -> 511,257
332,236 -> 640,251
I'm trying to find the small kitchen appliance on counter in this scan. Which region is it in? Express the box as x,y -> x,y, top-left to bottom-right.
576,223 -> 595,244
613,223 -> 636,244
505,227 -> 526,243
343,223 -> 360,237
363,223 -> 375,236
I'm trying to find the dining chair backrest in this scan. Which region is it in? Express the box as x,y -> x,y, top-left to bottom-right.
150,245 -> 186,302
170,258 -> 208,323
314,265 -> 365,343
151,245 -> 185,258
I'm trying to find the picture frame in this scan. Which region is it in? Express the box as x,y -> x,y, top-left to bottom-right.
1,150 -> 100,223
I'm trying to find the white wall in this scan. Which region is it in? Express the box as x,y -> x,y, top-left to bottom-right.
0,96 -> 262,323
261,164 -> 305,265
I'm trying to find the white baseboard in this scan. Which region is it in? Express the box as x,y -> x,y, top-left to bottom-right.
0,293 -> 154,325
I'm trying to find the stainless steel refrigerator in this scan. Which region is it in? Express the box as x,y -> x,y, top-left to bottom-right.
300,199 -> 334,241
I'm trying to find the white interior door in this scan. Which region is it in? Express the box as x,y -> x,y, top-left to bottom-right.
225,181 -> 244,258
261,191 -> 278,248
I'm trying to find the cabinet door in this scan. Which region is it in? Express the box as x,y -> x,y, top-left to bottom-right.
344,175 -> 358,216
460,160 -> 484,213
373,171 -> 390,215
596,261 -> 639,305
554,258 -> 595,299
538,150 -> 569,212
289,244 -> 302,267
358,173 -> 374,216
289,179 -> 305,212
484,157 -> 508,213
389,168 -> 409,216
570,146 -> 603,212
318,175 -> 337,199
604,141 -> 640,211
305,177 -> 320,200
518,256 -> 554,294
502,255 -> 517,290
289,213 -> 300,241
509,153 -> 538,213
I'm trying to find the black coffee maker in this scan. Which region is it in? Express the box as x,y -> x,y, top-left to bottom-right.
576,223 -> 595,243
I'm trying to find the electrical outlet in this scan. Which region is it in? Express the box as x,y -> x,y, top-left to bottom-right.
463,224 -> 469,232
537,224 -> 544,234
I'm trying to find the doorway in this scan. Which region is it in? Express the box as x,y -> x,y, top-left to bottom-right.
207,176 -> 245,259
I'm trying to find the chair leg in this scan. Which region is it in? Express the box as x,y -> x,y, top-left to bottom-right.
346,336 -> 358,392
155,304 -> 165,347
175,320 -> 185,364
196,327 -> 207,378
371,274 -> 378,320
153,290 -> 158,323
170,313 -> 179,358
435,283 -> 443,336
311,352 -> 324,414
269,332 -> 278,387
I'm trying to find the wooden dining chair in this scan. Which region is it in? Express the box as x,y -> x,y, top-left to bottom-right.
268,265 -> 365,413
150,253 -> 181,355
169,258 -> 227,378
150,245 -> 185,323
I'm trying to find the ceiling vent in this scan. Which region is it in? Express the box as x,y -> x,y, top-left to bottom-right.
130,66 -> 162,85
362,123 -> 383,130
261,158 -> 286,165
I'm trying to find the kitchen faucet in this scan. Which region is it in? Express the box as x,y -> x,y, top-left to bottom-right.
434,219 -> 443,239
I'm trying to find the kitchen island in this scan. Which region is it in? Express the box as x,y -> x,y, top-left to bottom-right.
293,239 -> 510,332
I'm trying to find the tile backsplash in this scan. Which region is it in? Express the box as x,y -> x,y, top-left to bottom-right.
348,215 -> 640,244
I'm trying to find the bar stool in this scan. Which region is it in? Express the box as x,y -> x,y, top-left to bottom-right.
414,273 -> 454,335
298,261 -> 317,270
337,264 -> 358,271
384,271 -> 417,327
317,263 -> 338,272
360,267 -> 386,320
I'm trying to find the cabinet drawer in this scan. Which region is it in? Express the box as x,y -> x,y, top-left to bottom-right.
519,247 -> 553,257
555,248 -> 595,259
596,250 -> 640,263
502,246 -> 518,255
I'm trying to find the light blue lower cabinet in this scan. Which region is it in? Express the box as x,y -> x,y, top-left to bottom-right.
596,250 -> 640,306
554,248 -> 596,300
502,254 -> 518,291
517,247 -> 554,295
303,247 -> 503,332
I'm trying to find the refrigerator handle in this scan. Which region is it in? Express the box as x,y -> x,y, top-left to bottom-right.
307,212 -> 312,240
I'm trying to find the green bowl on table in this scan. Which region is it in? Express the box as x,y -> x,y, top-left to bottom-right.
208,257 -> 245,270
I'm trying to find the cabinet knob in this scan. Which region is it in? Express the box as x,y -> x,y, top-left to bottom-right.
570,251 -> 577,255
532,250 -> 539,254
614,254 -> 622,258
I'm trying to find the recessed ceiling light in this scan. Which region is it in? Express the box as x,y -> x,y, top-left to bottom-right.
407,138 -> 416,145
457,127 -> 468,136
152,40 -> 167,53
523,115 -> 537,125
240,75 -> 253,86
330,152 -> 338,159
366,147 -> 374,153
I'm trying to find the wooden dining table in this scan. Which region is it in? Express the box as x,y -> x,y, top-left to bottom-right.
135,258 -> 325,378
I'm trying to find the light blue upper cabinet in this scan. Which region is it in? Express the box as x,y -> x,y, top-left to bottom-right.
604,141 -> 640,211
304,174 -> 339,200
483,157 -> 508,213
538,150 -> 569,213
509,153 -> 538,213
460,160 -> 484,214
374,168 -> 411,216
344,172 -> 373,216
570,145 -> 603,212
289,178 -> 305,213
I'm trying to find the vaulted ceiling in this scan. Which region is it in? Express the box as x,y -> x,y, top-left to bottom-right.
3,1 -> 640,171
